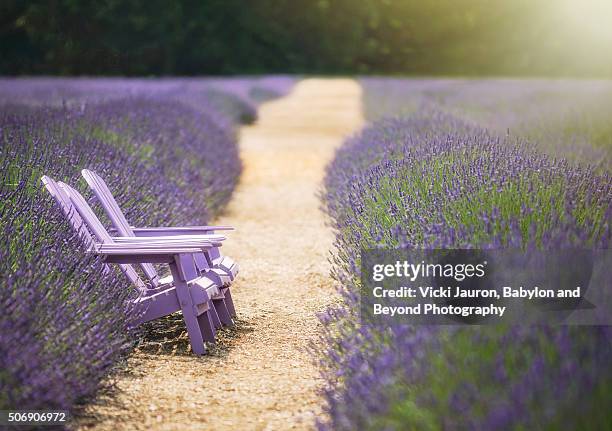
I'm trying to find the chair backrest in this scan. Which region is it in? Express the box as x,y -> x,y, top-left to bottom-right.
82,169 -> 134,237
59,181 -> 114,244
81,169 -> 161,286
45,178 -> 148,292
41,175 -> 94,248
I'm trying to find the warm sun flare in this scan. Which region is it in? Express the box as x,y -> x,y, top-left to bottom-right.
560,0 -> 612,43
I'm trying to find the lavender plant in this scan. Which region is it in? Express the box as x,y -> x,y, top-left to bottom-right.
0,108 -> 141,410
319,111 -> 611,430
0,77 -> 294,413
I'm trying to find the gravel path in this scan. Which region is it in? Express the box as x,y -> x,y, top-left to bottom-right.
77,78 -> 363,430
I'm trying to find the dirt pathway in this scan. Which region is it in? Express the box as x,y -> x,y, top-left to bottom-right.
78,79 -> 363,430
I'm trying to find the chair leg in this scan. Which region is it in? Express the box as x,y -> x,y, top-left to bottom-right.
213,298 -> 234,326
209,301 -> 222,329
179,305 -> 207,355
222,288 -> 237,317
198,311 -> 216,343
171,255 -> 207,355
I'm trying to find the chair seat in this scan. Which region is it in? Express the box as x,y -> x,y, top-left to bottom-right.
207,267 -> 232,287
133,273 -> 220,325
157,265 -> 233,288
213,255 -> 239,280
191,274 -> 220,298
139,274 -> 220,301
158,274 -> 174,285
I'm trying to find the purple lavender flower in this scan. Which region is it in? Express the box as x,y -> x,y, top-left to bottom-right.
318,104 -> 611,430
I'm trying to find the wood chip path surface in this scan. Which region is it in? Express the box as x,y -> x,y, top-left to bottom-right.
76,78 -> 364,430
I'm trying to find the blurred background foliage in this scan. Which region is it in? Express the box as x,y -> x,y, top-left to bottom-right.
2,0 -> 611,77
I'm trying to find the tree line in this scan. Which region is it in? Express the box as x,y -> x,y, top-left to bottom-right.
1,0 -> 609,76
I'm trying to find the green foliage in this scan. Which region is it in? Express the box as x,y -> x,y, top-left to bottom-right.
2,0 -> 611,76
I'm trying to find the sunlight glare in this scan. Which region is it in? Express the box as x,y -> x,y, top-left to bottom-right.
560,0 -> 612,43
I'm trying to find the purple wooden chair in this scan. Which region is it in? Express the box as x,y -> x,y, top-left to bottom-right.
58,179 -> 236,330
81,169 -> 238,317
42,175 -> 223,355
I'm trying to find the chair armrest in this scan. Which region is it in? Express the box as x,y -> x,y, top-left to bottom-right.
128,226 -> 234,237
112,234 -> 226,243
91,243 -> 207,264
95,241 -> 213,254
112,239 -> 224,248
134,226 -> 234,231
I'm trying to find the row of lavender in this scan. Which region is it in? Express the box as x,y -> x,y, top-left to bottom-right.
0,76 -> 295,127
361,78 -> 612,169
319,84 -> 611,428
0,78 -> 293,411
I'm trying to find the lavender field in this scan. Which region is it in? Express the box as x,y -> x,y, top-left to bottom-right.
1,76 -> 611,429
362,78 -> 612,169
318,80 -> 612,430
0,77 -> 293,411
3,1 -> 612,429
